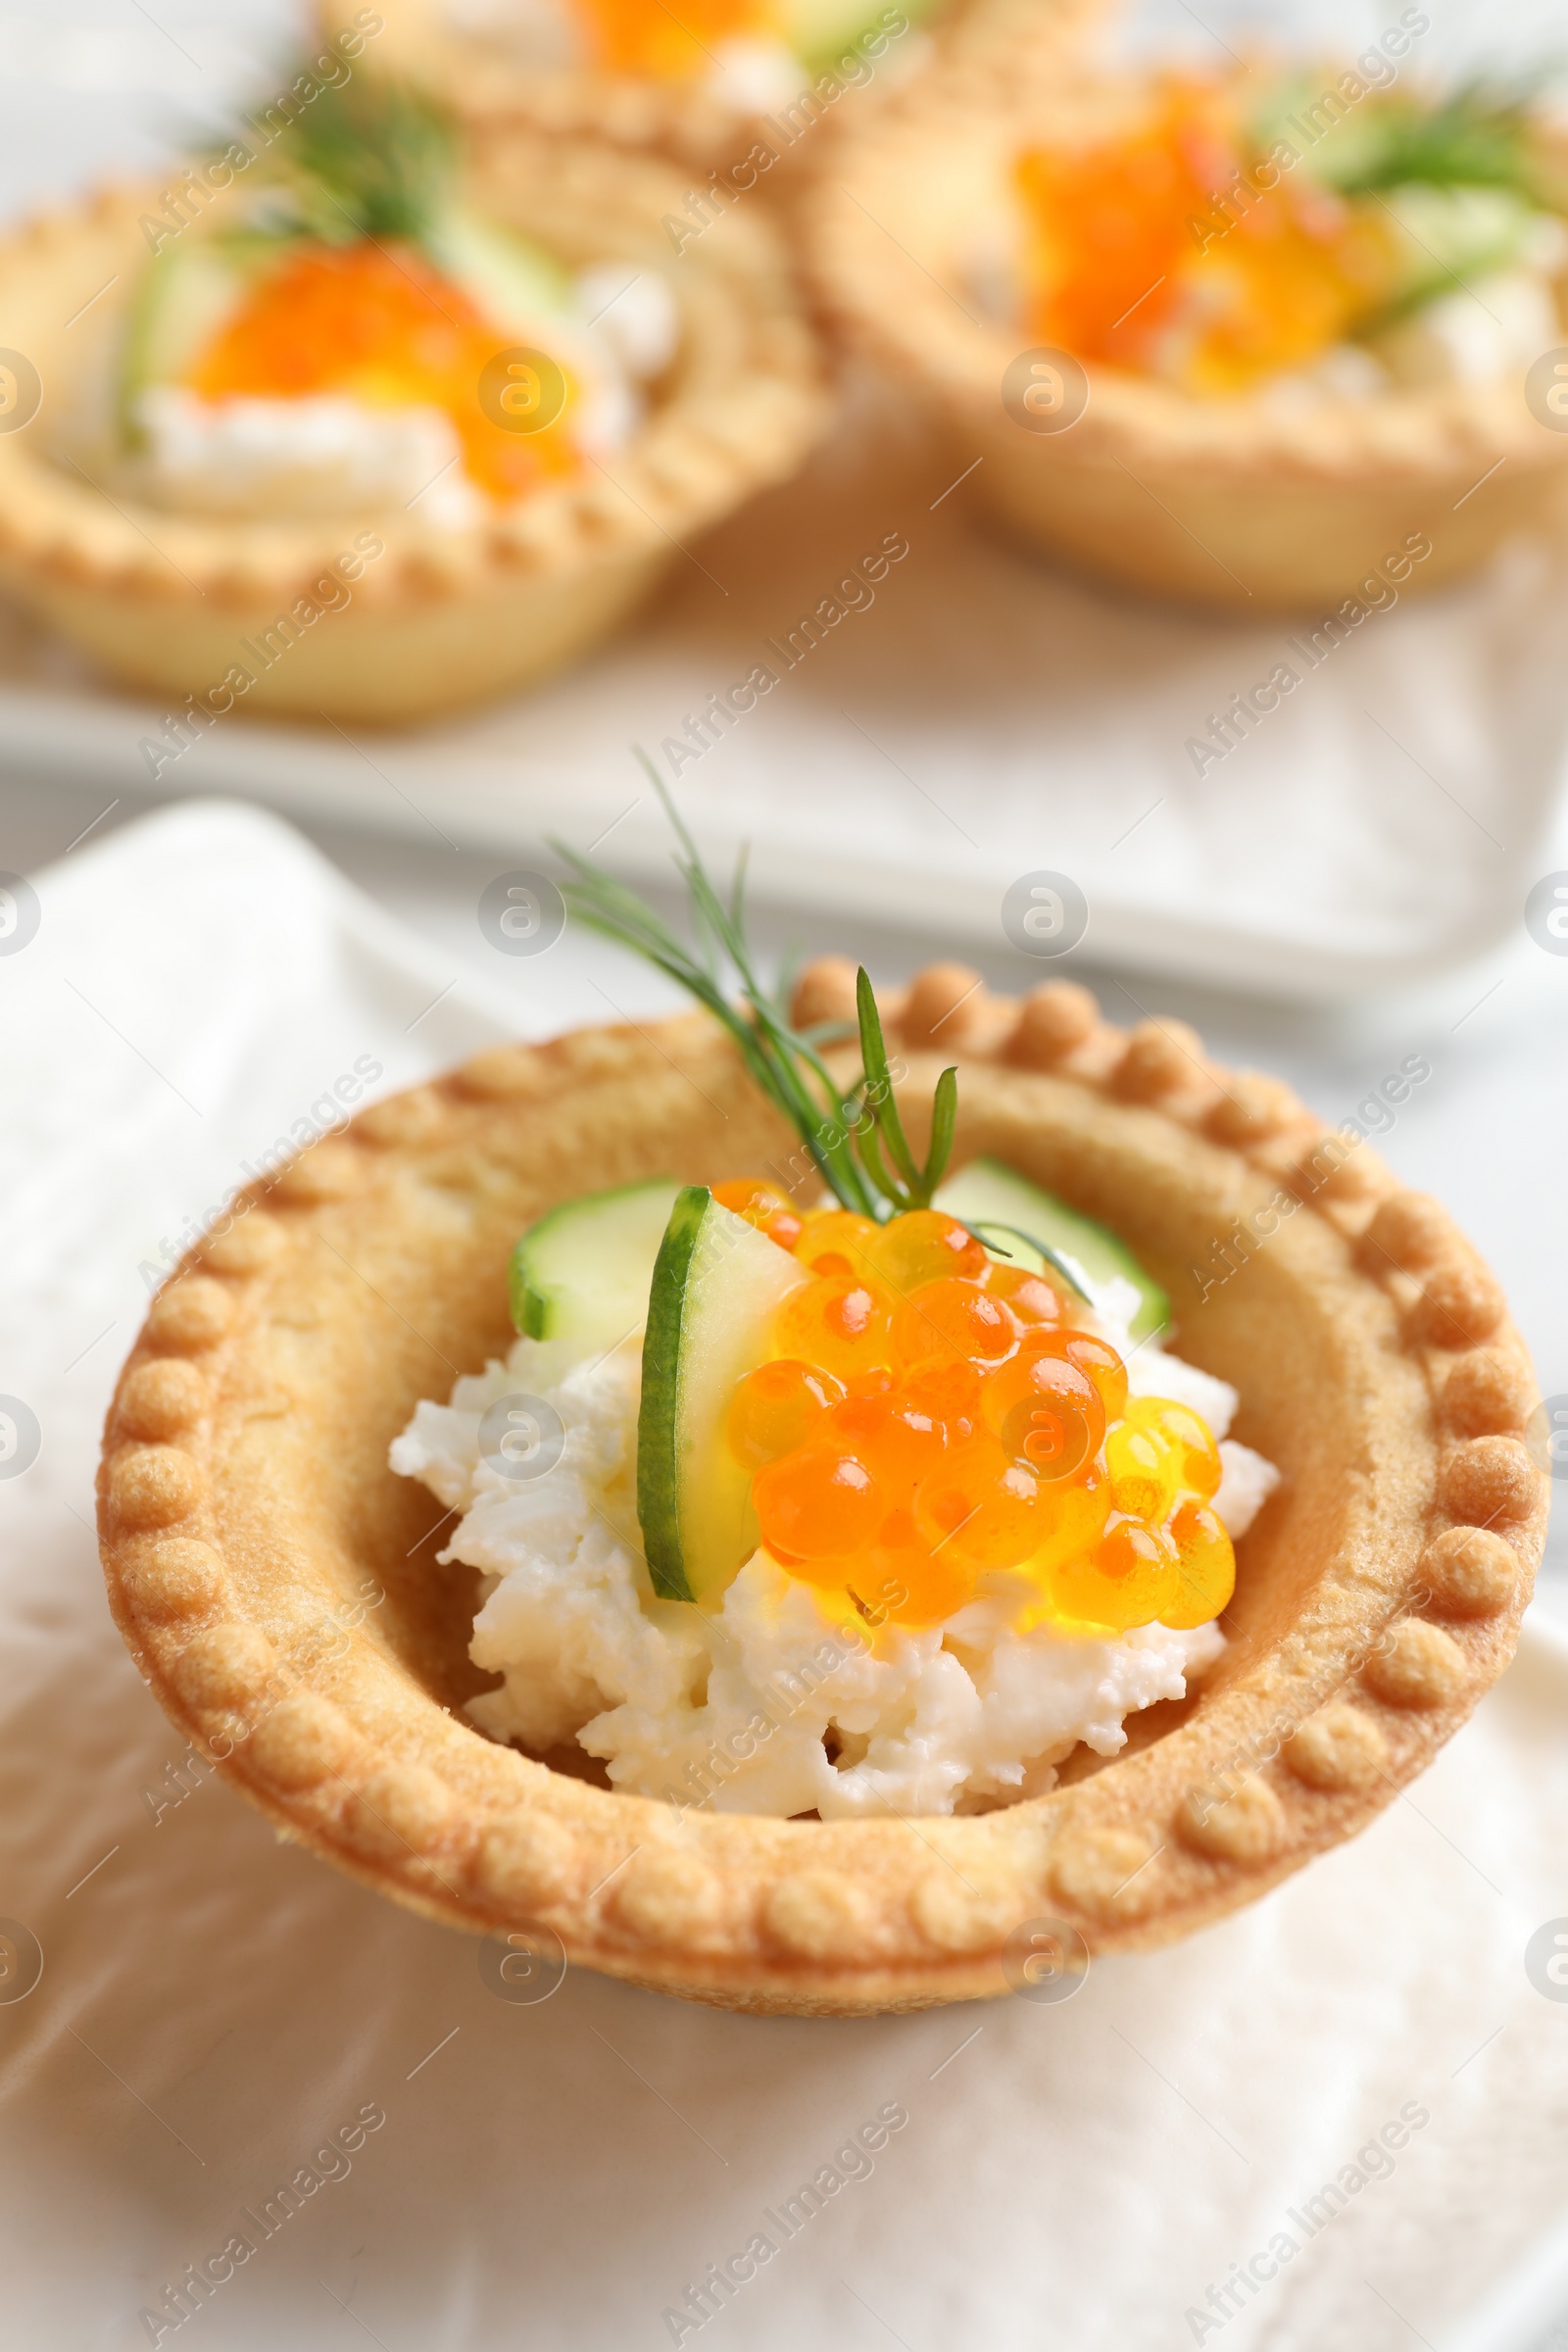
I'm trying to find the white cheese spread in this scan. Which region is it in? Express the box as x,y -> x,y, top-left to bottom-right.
391,1296 -> 1279,1821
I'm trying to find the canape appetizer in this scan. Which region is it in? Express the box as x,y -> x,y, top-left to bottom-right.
0,72 -> 823,720
394,798 -> 1277,1819
97,792 -> 1545,2011
813,18 -> 1568,608
318,0 -> 931,172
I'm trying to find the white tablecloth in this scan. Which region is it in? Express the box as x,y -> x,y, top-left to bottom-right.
3,800 -> 1568,2352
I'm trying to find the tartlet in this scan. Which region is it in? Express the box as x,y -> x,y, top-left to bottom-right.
810,12 -> 1568,610
96,964 -> 1544,2015
318,0 -> 932,172
0,132 -> 824,723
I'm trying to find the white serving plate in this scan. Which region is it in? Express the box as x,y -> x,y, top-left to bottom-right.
6,389 -> 1568,1004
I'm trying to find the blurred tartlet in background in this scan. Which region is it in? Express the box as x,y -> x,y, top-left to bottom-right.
812,1 -> 1568,609
0,67 -> 825,724
318,0 -> 934,172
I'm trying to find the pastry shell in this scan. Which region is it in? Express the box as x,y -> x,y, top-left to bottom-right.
97,969 -> 1544,2014
0,135 -> 825,723
808,7 -> 1568,611
318,0 -> 909,173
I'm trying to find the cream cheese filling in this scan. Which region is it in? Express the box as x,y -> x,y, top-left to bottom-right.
391,1290 -> 1279,1821
129,267 -> 678,525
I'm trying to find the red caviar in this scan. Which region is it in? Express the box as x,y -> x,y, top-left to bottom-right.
189,241 -> 580,503
577,0 -> 768,78
981,1260 -> 1065,1327
773,1270 -> 895,1380
891,1276 -> 1019,1373
712,1178 -> 805,1253
727,1358 -> 842,1469
1015,76 -> 1404,394
717,1185 -> 1233,1634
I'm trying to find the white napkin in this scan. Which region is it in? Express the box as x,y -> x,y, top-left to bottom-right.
2,800 -> 1565,2352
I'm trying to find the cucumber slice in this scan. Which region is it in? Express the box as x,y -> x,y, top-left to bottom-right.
935,1156 -> 1169,1341
637,1187 -> 810,1604
784,0 -> 937,66
118,240 -> 254,441
508,1177 -> 683,1346
1370,183 -> 1534,314
423,205 -> 573,336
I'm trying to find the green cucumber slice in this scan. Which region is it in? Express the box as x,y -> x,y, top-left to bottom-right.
935,1156 -> 1169,1341
508,1177 -> 682,1346
423,205 -> 573,336
637,1187 -> 809,1604
784,0 -> 937,68
119,240 -> 255,442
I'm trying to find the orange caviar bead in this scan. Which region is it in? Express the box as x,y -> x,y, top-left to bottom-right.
794,1208 -> 881,1280
778,1551 -> 861,1594
1051,1518 -> 1182,1632
1021,1466 -> 1111,1580
1104,1423 -> 1179,1523
578,0 -> 764,79
902,1358 -> 982,1442
189,242 -> 578,503
727,1358 -> 844,1470
982,1260 -> 1065,1327
892,1277 -> 1019,1374
1162,1500 -> 1235,1629
820,1388 -> 949,1496
1010,1327 -> 1128,1422
1149,1397 -> 1223,1502
753,1446 -> 883,1562
913,1437 -> 1047,1570
773,1271 -> 895,1380
711,1177 -> 804,1253
983,1350 -> 1105,1481
868,1208 -> 988,1296
851,1508 -> 979,1628
1105,1396 -> 1221,1520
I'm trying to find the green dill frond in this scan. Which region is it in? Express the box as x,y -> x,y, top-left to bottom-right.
1273,72 -> 1554,200
550,753 -> 958,1221
188,62 -> 459,249
261,71 -> 457,244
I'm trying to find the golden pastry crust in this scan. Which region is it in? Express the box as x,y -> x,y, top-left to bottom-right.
808,8 -> 1568,610
321,0 -> 772,167
0,135 -> 825,721
317,0 -> 950,172
96,974 -> 1544,2014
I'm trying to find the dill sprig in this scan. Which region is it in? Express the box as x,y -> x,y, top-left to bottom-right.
550,752 -> 957,1221
279,73 -> 455,243
1282,73 -> 1552,199
207,67 -> 459,249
